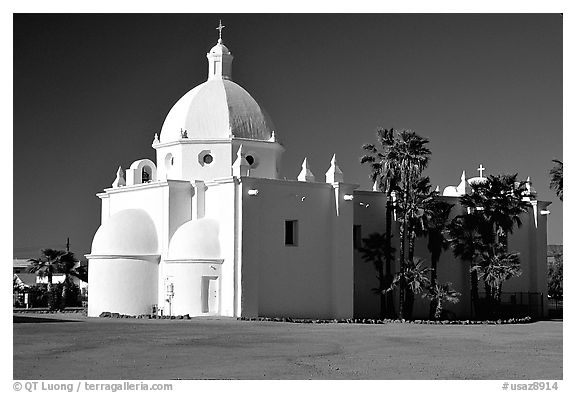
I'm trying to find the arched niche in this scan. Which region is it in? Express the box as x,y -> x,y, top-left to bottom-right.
126,159 -> 157,185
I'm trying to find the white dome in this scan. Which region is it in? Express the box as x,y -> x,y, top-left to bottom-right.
160,79 -> 276,143
168,218 -> 221,260
91,209 -> 158,255
209,40 -> 230,55
468,176 -> 488,186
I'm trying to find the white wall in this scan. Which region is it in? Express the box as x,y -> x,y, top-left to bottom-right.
231,139 -> 283,180
203,178 -> 238,317
155,141 -> 232,182
87,257 -> 158,317
154,139 -> 283,182
163,261 -> 222,316
239,177 -> 355,319
95,180 -> 196,315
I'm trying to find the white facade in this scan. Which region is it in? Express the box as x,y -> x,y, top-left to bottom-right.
86,33 -> 551,320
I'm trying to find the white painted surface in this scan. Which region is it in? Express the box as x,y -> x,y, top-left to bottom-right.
91,209 -> 158,255
87,256 -> 159,317
159,79 -> 275,143
168,218 -> 220,260
240,177 -> 355,319
162,261 -> 222,316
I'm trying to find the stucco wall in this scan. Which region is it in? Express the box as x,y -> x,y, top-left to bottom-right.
353,192 -> 470,319
88,257 -> 159,317
155,142 -> 232,182
162,261 -> 222,316
231,140 -> 283,180
353,190 -> 548,320
203,178 -> 239,317
239,178 -> 354,319
95,180 -> 195,315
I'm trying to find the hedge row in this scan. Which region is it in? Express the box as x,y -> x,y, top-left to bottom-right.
97,312 -> 533,325
237,316 -> 533,325
99,312 -> 191,320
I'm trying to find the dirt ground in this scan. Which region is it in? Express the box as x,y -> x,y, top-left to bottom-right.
13,313 -> 562,380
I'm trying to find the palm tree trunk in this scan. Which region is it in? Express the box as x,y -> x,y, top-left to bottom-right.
398,214 -> 407,320
384,196 -> 395,318
470,267 -> 479,318
406,226 -> 416,319
47,271 -> 56,310
62,274 -> 70,309
484,280 -> 496,317
398,181 -> 411,321
429,249 -> 440,319
405,289 -> 414,320
435,299 -> 442,320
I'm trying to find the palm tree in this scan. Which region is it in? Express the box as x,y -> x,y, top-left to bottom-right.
58,252 -> 82,307
28,249 -> 63,290
28,249 -> 79,309
404,177 -> 435,264
449,174 -> 532,317
424,282 -> 461,320
361,127 -> 400,318
398,176 -> 436,317
387,130 -> 431,319
459,174 -> 533,250
550,159 -> 563,201
447,213 -> 490,316
386,258 -> 431,319
472,245 -> 522,305
421,197 -> 453,318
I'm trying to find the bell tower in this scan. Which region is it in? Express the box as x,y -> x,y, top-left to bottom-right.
207,20 -> 233,80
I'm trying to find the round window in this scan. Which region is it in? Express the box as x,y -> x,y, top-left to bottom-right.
203,154 -> 213,164
246,155 -> 255,165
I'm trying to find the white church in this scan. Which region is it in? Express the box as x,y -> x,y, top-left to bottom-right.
86,26 -> 551,320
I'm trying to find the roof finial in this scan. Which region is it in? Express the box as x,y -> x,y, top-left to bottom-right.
477,163 -> 486,178
216,19 -> 225,43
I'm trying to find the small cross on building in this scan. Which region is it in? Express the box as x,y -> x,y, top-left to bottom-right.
477,164 -> 485,178
216,20 -> 225,41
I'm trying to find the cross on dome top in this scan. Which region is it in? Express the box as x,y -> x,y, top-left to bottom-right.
216,20 -> 225,42
477,164 -> 486,178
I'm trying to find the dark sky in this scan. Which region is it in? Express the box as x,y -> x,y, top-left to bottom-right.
13,14 -> 563,259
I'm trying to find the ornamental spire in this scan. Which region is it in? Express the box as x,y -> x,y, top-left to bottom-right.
216,20 -> 225,43
298,158 -> 316,182
207,20 -> 234,80
325,154 -> 344,183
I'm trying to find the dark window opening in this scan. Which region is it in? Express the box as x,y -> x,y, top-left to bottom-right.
285,220 -> 298,246
246,155 -> 255,165
142,167 -> 151,183
203,154 -> 213,164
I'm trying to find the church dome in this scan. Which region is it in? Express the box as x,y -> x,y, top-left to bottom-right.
160,79 -> 276,143
209,39 -> 230,55
168,218 -> 220,260
467,176 -> 488,186
91,209 -> 158,255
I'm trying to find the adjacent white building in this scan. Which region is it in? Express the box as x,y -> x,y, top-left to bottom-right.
86,31 -> 551,320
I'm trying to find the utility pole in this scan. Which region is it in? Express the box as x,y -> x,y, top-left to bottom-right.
66,237 -> 70,252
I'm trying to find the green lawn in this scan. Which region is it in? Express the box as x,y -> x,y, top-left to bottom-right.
13,313 -> 562,380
